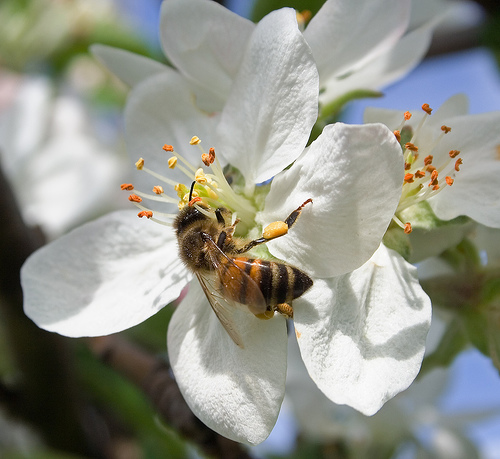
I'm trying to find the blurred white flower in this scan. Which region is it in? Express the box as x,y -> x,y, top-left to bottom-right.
0,74 -> 127,238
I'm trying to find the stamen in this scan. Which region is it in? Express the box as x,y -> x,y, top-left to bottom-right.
404,111 -> 412,120
153,186 -> 164,195
424,155 -> 433,166
405,142 -> 418,152
394,130 -> 401,142
404,173 -> 414,184
449,150 -> 460,158
129,194 -> 142,203
190,136 -> 201,145
121,183 -> 134,190
415,170 -> 426,179
162,144 -> 174,152
135,158 -> 144,170
168,157 -> 177,169
421,103 -> 432,115
138,211 -> 153,219
445,176 -> 454,186
441,125 -> 451,133
404,222 -> 412,234
455,158 -> 463,171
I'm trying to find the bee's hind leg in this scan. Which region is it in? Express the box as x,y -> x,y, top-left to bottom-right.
276,303 -> 294,319
234,198 -> 313,253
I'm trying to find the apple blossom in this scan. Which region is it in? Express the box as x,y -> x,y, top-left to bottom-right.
22,8 -> 430,446
364,94 -> 500,235
92,0 -> 442,114
0,75 -> 126,239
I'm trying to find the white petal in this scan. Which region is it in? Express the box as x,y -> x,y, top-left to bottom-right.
304,0 -> 410,83
21,211 -> 190,337
91,44 -> 171,87
319,24 -> 432,105
160,0 -> 253,105
168,279 -> 287,445
260,123 -> 403,278
428,111 -> 500,227
124,72 -> 219,205
294,244 -> 431,415
217,8 -> 319,186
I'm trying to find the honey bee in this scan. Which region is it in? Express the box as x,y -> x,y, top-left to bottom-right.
174,192 -> 313,347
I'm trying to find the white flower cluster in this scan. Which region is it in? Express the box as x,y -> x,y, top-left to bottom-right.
20,0 -> 500,446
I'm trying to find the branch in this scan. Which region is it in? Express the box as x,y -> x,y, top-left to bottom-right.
0,164 -> 96,455
88,335 -> 258,459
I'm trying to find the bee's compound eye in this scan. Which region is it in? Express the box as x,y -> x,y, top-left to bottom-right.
263,221 -> 288,240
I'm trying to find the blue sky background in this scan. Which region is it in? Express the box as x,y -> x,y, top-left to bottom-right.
117,1 -> 500,456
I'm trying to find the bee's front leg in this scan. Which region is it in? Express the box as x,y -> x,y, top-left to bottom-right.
234,199 -> 313,253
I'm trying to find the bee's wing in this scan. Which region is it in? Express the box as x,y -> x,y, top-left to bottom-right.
195,272 -> 245,348
204,237 -> 267,315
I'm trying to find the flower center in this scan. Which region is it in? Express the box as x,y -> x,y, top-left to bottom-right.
392,103 -> 462,233
121,136 -> 257,230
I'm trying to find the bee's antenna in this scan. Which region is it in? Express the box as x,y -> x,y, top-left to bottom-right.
188,181 -> 196,201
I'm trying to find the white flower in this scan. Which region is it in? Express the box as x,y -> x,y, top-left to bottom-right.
364,94 -> 500,232
287,335 -> 490,459
22,10 -> 429,445
92,0 -> 440,113
0,74 -> 126,239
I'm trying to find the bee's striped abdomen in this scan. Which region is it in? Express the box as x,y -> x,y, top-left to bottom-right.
220,257 -> 312,308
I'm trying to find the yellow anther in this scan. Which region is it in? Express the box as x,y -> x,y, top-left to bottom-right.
135,158 -> 144,170
153,185 -> 164,195
263,221 -> 288,240
168,156 -> 177,169
190,136 -> 201,145
195,168 -> 207,184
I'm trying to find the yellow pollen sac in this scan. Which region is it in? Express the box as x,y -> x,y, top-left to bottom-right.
153,185 -> 164,195
135,158 -> 144,170
263,221 -> 288,240
162,144 -> 174,152
168,157 -> 177,169
190,136 -> 201,145
138,211 -> 153,219
422,103 -> 433,115
120,183 -> 134,191
195,168 -> 207,184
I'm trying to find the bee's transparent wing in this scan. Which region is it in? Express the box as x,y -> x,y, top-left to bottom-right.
195,272 -> 245,348
203,237 -> 267,315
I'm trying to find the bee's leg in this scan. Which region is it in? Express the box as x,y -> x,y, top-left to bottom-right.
234,198 -> 312,253
276,303 -> 294,319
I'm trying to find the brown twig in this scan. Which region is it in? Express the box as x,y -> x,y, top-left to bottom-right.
0,164 -> 96,455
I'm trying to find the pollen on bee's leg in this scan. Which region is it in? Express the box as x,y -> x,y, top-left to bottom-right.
255,310 -> 275,320
276,303 -> 293,319
263,221 -> 289,240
